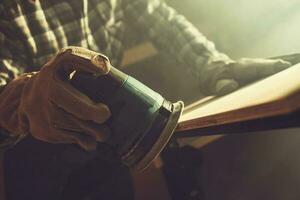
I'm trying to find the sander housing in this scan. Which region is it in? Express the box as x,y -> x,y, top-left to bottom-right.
70,49 -> 184,171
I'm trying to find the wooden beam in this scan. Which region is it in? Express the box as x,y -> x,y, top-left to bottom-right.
121,42 -> 158,67
177,63 -> 300,133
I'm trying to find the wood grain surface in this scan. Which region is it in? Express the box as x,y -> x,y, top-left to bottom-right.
177,63 -> 300,132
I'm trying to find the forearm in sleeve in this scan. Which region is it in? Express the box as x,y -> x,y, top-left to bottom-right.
123,0 -> 234,95
0,33 -> 28,149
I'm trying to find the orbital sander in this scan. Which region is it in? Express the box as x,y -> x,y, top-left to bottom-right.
69,47 -> 184,171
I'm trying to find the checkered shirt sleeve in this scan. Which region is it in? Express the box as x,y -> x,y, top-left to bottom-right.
0,4 -> 28,88
0,15 -> 27,147
123,0 -> 233,95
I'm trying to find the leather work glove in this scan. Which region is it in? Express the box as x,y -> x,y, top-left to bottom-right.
0,46 -> 112,151
213,58 -> 292,96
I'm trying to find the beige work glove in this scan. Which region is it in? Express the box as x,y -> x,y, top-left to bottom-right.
213,58 -> 292,96
0,46 -> 112,151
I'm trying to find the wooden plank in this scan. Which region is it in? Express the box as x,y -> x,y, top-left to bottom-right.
177,63 -> 300,132
177,135 -> 224,148
120,42 -> 158,67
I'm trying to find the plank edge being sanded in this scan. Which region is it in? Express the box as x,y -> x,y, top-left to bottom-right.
176,63 -> 300,132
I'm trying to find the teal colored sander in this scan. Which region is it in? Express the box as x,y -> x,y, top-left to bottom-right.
71,56 -> 184,171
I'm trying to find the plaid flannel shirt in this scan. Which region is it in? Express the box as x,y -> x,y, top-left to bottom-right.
0,0 -> 231,146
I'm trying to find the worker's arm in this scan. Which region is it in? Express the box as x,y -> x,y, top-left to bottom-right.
0,10 -> 30,148
122,0 -> 291,96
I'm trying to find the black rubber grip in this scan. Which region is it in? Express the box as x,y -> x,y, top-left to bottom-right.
70,67 -> 127,104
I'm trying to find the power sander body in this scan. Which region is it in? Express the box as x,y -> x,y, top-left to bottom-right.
71,66 -> 183,171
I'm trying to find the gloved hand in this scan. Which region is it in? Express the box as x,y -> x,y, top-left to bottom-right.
213,58 -> 291,96
0,46 -> 112,151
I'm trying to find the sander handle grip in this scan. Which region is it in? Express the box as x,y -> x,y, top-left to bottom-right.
70,67 -> 128,105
